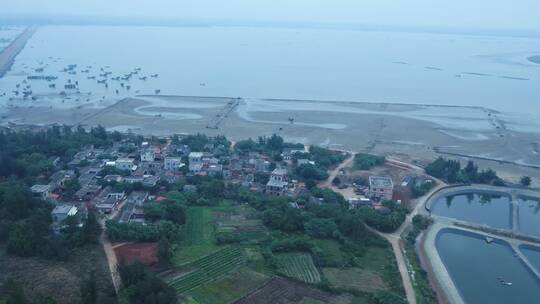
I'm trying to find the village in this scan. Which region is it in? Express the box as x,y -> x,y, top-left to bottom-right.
31,134 -> 432,233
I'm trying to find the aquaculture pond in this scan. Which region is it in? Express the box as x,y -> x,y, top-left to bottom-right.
517,197 -> 540,236
436,229 -> 540,304
431,192 -> 512,229
520,245 -> 540,274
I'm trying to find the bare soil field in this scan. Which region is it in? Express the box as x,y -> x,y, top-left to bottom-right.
112,242 -> 158,266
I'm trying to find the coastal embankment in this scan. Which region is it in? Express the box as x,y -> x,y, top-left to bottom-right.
0,26 -> 37,78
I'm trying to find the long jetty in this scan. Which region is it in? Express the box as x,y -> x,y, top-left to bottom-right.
206,97 -> 241,129
0,26 -> 37,78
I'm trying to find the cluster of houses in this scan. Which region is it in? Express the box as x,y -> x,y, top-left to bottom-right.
28,134 -> 404,230
28,138 -> 310,230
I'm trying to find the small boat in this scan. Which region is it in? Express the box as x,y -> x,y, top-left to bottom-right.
503,282 -> 513,286
485,237 -> 494,244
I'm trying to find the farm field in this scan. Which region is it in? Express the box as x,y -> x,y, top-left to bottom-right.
168,246 -> 246,293
189,267 -> 270,304
274,252 -> 321,284
234,277 -> 352,304
311,238 -> 350,267
323,267 -> 386,292
173,207 -> 220,265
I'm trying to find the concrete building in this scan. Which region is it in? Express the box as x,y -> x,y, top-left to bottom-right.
164,157 -> 184,171
188,152 -> 204,164
266,168 -> 289,196
115,158 -> 135,171
51,204 -> 78,225
141,149 -> 155,162
30,184 -> 51,200
368,176 -> 394,201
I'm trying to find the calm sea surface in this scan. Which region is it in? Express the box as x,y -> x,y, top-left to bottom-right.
1,25 -> 539,116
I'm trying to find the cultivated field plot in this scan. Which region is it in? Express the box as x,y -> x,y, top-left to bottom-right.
214,205 -> 268,243
322,267 -> 386,292
189,267 -> 270,304
168,246 -> 246,293
274,252 -> 321,284
113,242 -> 158,266
234,277 -> 352,304
173,207 -> 219,265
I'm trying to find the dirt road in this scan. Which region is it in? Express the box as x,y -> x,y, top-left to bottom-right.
321,154 -> 446,304
99,200 -> 127,294
319,152 -> 353,188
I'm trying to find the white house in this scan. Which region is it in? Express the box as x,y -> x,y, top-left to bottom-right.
115,158 -> 135,171
368,176 -> 394,201
164,157 -> 184,171
51,204 -> 78,225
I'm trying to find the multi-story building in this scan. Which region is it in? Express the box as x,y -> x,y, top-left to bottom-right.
266,168 -> 289,196
368,176 -> 394,201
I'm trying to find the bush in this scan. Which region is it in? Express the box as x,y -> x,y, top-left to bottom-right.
353,153 -> 384,170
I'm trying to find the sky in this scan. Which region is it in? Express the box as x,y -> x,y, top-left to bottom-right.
1,0 -> 540,31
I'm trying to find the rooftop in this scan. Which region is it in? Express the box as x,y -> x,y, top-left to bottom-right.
369,176 -> 393,188
52,204 -> 77,215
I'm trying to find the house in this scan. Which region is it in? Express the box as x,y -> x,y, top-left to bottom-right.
115,158 -> 135,171
30,184 -> 51,200
96,197 -> 121,214
75,184 -> 102,201
48,170 -> 76,191
188,152 -> 204,165
164,157 -> 184,171
368,176 -> 394,201
103,174 -> 123,183
141,149 -> 155,162
348,197 -> 371,209
51,204 -> 78,225
127,191 -> 149,207
266,168 -> 289,196
282,147 -> 305,160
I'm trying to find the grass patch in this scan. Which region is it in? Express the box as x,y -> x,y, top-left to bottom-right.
190,268 -> 269,304
311,239 -> 349,267
323,267 -> 386,292
274,252 -> 321,284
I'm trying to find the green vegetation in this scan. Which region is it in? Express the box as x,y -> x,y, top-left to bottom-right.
177,133 -> 230,153
323,267 -> 386,292
308,146 -> 347,169
357,201 -> 408,233
106,219 -> 179,242
425,158 -> 502,185
274,252 -> 321,284
354,153 -> 385,170
405,215 -> 437,304
168,246 -> 245,293
521,176 -> 532,187
189,268 -> 269,304
118,260 -> 176,304
173,207 -> 219,265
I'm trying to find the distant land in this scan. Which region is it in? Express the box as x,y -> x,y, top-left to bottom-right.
529,55 -> 540,64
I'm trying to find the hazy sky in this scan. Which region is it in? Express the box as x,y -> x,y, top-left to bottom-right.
2,0 -> 540,30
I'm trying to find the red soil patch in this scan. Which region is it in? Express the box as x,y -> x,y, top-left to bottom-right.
113,242 -> 158,266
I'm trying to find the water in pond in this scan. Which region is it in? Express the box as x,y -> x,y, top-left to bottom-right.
520,245 -> 540,273
436,229 -> 540,304
431,192 -> 512,229
517,197 -> 540,236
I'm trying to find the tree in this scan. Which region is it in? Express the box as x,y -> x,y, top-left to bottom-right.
157,238 -> 171,266
304,218 -> 338,239
80,270 -> 97,304
521,176 -> 532,187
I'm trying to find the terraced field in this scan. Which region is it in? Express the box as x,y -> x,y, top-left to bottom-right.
274,252 -> 321,284
168,246 -> 246,293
